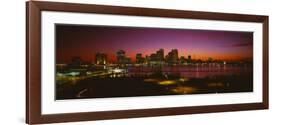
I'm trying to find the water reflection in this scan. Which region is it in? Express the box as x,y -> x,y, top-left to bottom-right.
56,64 -> 253,99
171,86 -> 197,94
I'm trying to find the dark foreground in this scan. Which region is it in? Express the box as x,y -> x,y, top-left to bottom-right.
56,72 -> 253,100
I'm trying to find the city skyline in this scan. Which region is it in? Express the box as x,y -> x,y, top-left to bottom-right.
55,24 -> 254,99
56,24 -> 253,63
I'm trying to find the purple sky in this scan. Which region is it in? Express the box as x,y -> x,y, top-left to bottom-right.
56,24 -> 253,63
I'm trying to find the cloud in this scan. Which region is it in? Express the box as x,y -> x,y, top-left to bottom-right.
229,42 -> 253,47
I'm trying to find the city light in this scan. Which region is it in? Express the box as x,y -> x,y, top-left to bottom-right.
171,87 -> 197,94
158,80 -> 177,85
55,25 -> 253,99
179,78 -> 189,82
112,68 -> 123,73
68,72 -> 80,76
143,78 -> 158,82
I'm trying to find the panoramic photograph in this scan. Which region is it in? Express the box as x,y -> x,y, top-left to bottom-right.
55,24 -> 253,100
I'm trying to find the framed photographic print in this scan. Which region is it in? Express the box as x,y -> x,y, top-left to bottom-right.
26,1 -> 269,124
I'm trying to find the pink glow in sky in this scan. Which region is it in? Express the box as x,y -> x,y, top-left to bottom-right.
56,24 -> 253,63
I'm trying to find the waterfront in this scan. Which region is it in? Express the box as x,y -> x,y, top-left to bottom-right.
55,25 -> 254,100
56,64 -> 253,100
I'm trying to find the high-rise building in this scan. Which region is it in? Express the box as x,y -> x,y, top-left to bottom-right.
144,49 -> 165,65
144,55 -> 150,64
116,50 -> 131,64
180,56 -> 186,64
156,48 -> 164,61
124,57 -> 132,64
188,55 -> 191,60
116,50 -> 126,64
166,49 -> 179,64
95,53 -> 107,65
136,53 -> 144,64
150,53 -> 157,61
187,55 -> 192,63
